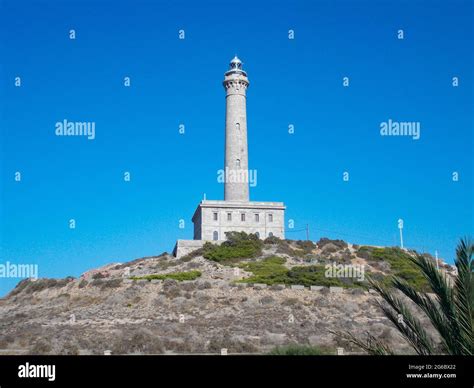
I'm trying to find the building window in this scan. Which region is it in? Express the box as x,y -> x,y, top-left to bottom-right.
227,212 -> 232,221
236,123 -> 240,131
255,214 -> 259,222
213,231 -> 218,241
255,232 -> 260,239
268,232 -> 274,237
236,159 -> 241,168
268,213 -> 273,222
241,213 -> 245,222
213,212 -> 218,221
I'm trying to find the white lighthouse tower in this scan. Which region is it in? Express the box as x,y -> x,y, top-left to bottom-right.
174,57 -> 286,257
223,56 -> 250,202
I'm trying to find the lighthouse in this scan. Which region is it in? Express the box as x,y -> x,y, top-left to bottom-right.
174,57 -> 286,257
223,56 -> 250,202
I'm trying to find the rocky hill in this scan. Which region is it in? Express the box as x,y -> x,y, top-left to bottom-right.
0,235 -> 456,355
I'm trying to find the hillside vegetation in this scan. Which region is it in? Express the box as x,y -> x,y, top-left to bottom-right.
197,232 -> 436,291
0,232 -> 455,355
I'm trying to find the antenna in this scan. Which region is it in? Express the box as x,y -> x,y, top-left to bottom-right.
398,219 -> 404,249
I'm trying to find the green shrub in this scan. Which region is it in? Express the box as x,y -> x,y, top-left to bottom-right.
239,257 -> 289,284
131,270 -> 201,282
356,246 -> 430,292
180,246 -> 206,261
287,265 -> 355,288
23,278 -> 74,294
295,240 -> 316,252
317,238 -> 348,250
264,235 -> 281,244
272,239 -> 309,257
238,256 -> 365,288
203,232 -> 263,263
157,260 -> 180,270
275,240 -> 297,256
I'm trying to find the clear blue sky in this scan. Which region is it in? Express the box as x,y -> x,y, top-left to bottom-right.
0,0 -> 472,296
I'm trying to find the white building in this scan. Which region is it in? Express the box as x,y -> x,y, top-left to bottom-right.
174,57 -> 286,257
192,200 -> 285,241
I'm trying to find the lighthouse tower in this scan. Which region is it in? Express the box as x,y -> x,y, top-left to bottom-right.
223,56 -> 250,202
173,56 -> 286,257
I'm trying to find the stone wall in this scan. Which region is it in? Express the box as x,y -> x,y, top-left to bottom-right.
173,240 -> 207,259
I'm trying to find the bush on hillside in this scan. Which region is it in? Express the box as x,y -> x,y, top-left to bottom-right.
356,246 -> 430,292
202,232 -> 263,263
317,238 -> 348,250
238,256 -> 366,288
131,270 -> 202,282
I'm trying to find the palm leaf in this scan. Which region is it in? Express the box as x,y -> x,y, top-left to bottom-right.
406,251 -> 458,339
453,237 -> 473,355
391,276 -> 455,354
338,238 -> 473,355
370,279 -> 434,355
330,330 -> 393,355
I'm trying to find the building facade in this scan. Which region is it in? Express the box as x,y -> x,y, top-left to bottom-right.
192,200 -> 285,241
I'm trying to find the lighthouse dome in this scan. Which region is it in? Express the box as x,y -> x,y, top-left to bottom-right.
225,55 -> 247,76
230,56 -> 242,69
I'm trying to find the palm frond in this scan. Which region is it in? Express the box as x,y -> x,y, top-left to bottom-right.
330,330 -> 393,355
337,238 -> 473,355
391,277 -> 455,354
370,279 -> 434,355
453,237 -> 473,355
406,251 -> 458,336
